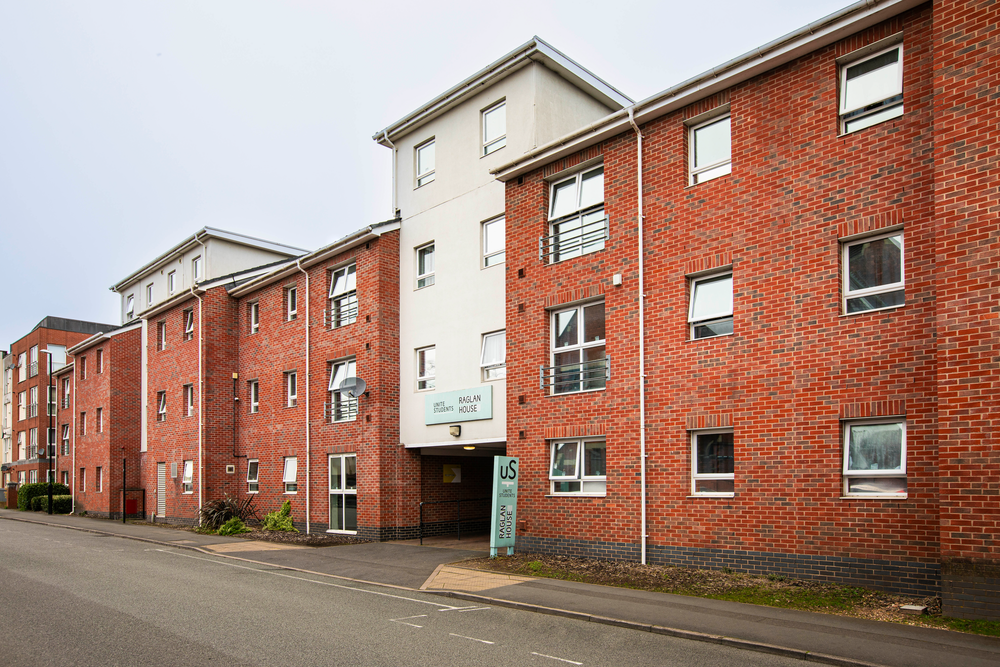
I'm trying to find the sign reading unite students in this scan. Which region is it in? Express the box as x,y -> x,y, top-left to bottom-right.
490,456 -> 519,557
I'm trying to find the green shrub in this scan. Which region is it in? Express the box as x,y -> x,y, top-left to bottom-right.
31,496 -> 45,511
199,494 -> 259,530
218,516 -> 250,536
17,482 -> 70,511
35,495 -> 72,514
261,500 -> 298,532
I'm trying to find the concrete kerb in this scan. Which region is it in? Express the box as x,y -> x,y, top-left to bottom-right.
4,513 -> 889,667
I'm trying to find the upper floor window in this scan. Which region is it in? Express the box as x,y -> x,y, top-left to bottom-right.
184,384 -> 194,417
184,309 -> 195,340
96,349 -> 104,373
415,139 -> 435,187
840,43 -> 903,134
157,321 -> 167,351
328,358 -> 358,423
689,114 -> 731,185
689,271 -> 733,339
125,295 -> 135,320
483,216 -> 505,267
249,380 -> 260,414
283,456 -> 298,493
168,271 -> 177,294
482,100 -> 506,155
156,391 -> 166,422
286,286 -> 298,321
548,302 -> 606,394
286,371 -> 298,408
79,356 -> 87,380
843,420 -> 906,496
544,166 -> 605,263
96,407 -> 103,433
249,302 -> 260,334
843,231 -> 904,314
147,283 -> 155,307
416,243 -> 435,289
481,331 -> 506,381
17,353 -> 26,382
192,256 -> 203,282
329,264 -> 357,327
29,346 -> 38,377
416,346 -> 435,391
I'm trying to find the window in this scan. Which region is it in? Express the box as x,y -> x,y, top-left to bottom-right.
80,412 -> 87,436
96,407 -> 103,433
29,346 -> 38,377
29,428 -> 37,456
329,264 -> 357,327
283,456 -> 298,493
18,471 -> 25,485
689,115 -> 731,185
689,272 -> 734,339
47,427 -> 56,457
286,286 -> 298,321
286,372 -> 297,408
549,302 -> 606,394
481,331 -> 506,381
843,420 -> 906,496
61,471 -> 69,486
184,384 -> 194,417
840,43 -> 903,134
249,302 -> 260,334
184,309 -> 194,340
415,139 -> 435,187
80,356 -> 87,380
147,283 -> 154,306
18,352 -> 26,382
192,256 -> 203,282
328,359 -> 358,422
168,271 -> 177,294
17,431 -> 25,459
247,459 -> 259,493
29,386 -> 37,418
125,295 -> 135,320
47,386 -> 56,416
18,392 -> 25,421
249,380 -> 260,414
329,454 -> 358,532
157,321 -> 166,351
483,216 -> 505,267
156,392 -> 166,422
47,470 -> 55,484
843,231 -> 904,314
544,166 -> 605,263
62,378 -> 70,408
182,460 -> 193,494
61,424 -> 69,456
29,470 -> 37,484
482,101 -> 506,155
96,348 -> 104,373
79,467 -> 85,492
692,430 -> 734,495
416,347 -> 435,391
549,439 -> 606,495
96,466 -> 103,492
416,243 -> 435,288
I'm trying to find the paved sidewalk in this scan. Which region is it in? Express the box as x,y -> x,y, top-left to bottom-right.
4,509 -> 1000,667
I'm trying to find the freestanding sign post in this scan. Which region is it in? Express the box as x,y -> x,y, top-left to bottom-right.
489,456 -> 519,558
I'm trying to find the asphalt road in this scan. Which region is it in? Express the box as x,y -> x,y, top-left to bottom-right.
1,521 -> 812,667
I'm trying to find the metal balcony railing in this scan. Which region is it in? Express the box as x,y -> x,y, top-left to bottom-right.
323,399 -> 358,423
61,397 -> 70,409
540,356 -> 610,394
27,403 -> 38,419
539,211 -> 608,264
324,297 -> 358,329
28,362 -> 38,378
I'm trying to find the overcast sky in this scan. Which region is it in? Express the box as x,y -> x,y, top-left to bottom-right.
0,0 -> 849,349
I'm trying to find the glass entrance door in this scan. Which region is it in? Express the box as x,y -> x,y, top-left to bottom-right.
329,454 -> 357,532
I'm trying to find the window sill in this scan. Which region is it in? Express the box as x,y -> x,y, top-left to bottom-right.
688,494 -> 735,499
840,495 -> 908,500
414,283 -> 435,291
283,492 -> 298,495
545,494 -> 606,498
247,491 -> 258,494
688,332 -> 734,342
685,172 -> 731,189
331,419 -> 357,425
326,529 -> 358,535
547,387 -> 606,397
840,303 -> 904,317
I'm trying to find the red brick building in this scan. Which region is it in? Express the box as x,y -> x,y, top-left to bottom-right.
496,0 -> 1000,619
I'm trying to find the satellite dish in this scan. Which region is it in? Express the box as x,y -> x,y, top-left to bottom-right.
338,377 -> 368,399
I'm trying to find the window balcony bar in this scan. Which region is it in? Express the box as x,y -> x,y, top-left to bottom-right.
323,300 -> 359,329
323,400 -> 359,423
539,214 -> 608,263
27,404 -> 38,419
539,356 -> 610,393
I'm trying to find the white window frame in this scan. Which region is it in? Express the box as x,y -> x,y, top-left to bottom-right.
843,231 -> 905,315
250,302 -> 260,334
691,429 -> 735,497
287,286 -> 297,321
416,346 -> 435,391
416,243 -> 435,289
156,392 -> 166,422
17,431 -> 25,460
184,309 -> 194,340
96,466 -> 103,493
29,427 -> 37,455
184,384 -> 194,417
283,456 -> 298,493
182,460 -> 193,494
549,301 -> 606,395
546,165 -> 606,263
688,271 -> 734,340
329,263 -> 357,327
17,391 -> 25,421
482,100 -> 506,155
482,216 -> 505,268
29,469 -> 37,484
247,459 -> 259,493
286,371 -> 297,408
415,138 -> 435,187
328,453 -> 358,533
688,114 -> 732,185
18,352 -> 26,382
192,256 -> 203,282
249,380 -> 259,414
549,439 -> 607,496
147,283 -> 154,307
157,321 -> 167,351
328,359 -> 358,423
61,424 -> 70,456
480,331 -> 506,381
125,295 -> 135,320
168,270 -> 177,294
96,348 -> 104,373
843,419 -> 907,497
839,43 -> 904,134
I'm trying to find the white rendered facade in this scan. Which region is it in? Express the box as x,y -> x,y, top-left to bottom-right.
374,37 -> 630,454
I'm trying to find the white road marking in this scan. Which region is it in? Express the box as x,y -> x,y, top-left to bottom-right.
449,633 -> 494,644
531,652 -> 583,665
154,549 -> 467,609
390,614 -> 427,628
437,605 -> 491,613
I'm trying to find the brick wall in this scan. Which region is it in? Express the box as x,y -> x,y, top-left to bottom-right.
506,5 -> 941,596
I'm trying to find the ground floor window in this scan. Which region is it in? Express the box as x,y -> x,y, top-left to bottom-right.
549,439 -> 606,495
843,419 -> 906,496
329,454 -> 357,532
691,430 -> 734,496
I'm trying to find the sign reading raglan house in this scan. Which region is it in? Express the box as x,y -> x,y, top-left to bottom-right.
424,386 -> 493,425
490,456 -> 518,557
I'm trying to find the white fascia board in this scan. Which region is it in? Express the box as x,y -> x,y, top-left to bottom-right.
405,437 -> 508,449
67,322 -> 143,355
492,0 -> 924,182
138,288 -> 205,321
372,37 -> 631,145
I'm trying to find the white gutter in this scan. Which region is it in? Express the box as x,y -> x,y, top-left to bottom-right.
627,108 -> 648,565
296,259 -> 312,533
383,131 -> 398,218
192,237 -> 207,522
71,366 -> 76,515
